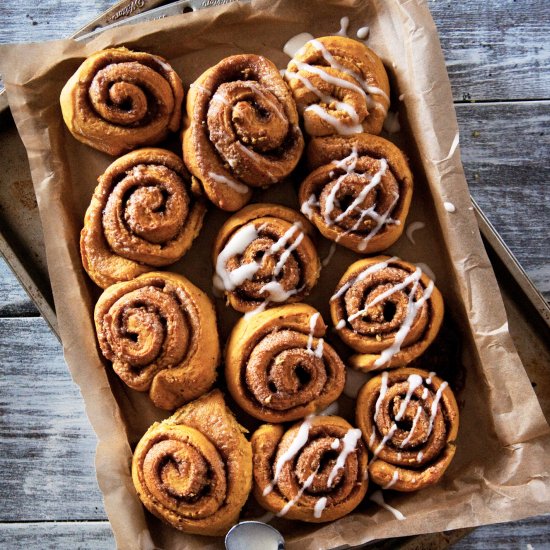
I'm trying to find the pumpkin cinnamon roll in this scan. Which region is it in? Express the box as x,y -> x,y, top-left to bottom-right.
81,148 -> 205,289
60,47 -> 183,155
301,134 -> 413,254
132,390 -> 252,535
226,303 -> 345,422
212,204 -> 320,314
252,415 -> 368,522
94,272 -> 219,410
356,368 -> 459,491
183,54 -> 304,211
330,256 -> 443,371
285,36 -> 390,137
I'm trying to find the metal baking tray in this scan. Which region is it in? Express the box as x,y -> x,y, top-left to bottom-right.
1,1 -> 548,547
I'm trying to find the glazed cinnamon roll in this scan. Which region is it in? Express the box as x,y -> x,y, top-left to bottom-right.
183,54 -> 304,211
301,134 -> 413,254
330,256 -> 444,371
81,148 -> 205,289
132,390 -> 252,535
285,36 -> 390,137
94,272 -> 219,410
60,48 -> 183,155
252,415 -> 368,522
356,368 -> 459,491
212,204 -> 320,314
226,304 -> 346,422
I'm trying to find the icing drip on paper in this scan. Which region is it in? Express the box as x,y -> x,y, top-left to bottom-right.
444,201 -> 456,213
335,16 -> 350,37
405,221 -> 425,245
283,32 -> 315,58
370,490 -> 406,520
356,26 -> 370,40
322,242 -> 337,267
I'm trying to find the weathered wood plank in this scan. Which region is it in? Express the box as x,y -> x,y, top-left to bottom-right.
430,0 -> 550,101
456,100 -> 550,300
452,515 -> 550,549
0,522 -> 114,548
0,317 -> 104,520
0,258 -> 39,316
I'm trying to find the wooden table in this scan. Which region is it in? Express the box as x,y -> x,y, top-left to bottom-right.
0,1 -> 548,547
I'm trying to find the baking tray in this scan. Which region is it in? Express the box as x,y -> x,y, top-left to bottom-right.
1,1 -> 548,548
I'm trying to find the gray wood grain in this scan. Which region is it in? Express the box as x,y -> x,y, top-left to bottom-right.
0,318 -> 104,521
0,259 -> 39,316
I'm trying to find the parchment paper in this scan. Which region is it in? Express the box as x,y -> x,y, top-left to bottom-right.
1,1 -> 549,549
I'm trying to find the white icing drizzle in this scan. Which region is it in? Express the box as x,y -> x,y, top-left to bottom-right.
397,452 -> 402,460
444,201 -> 456,213
398,93 -> 405,101
416,451 -> 424,462
208,171 -> 248,194
373,270 -> 434,368
374,371 -> 389,421
214,221 -> 306,316
236,143 -> 278,183
327,428 -> 363,487
421,387 -> 429,400
427,382 -> 448,436
425,371 -> 435,385
372,424 -> 397,460
399,404 -> 423,448
370,490 -> 406,520
331,438 -> 340,450
405,221 -> 426,245
211,92 -> 229,106
283,32 -> 315,58
369,428 -> 376,447
306,312 -> 324,357
382,470 -> 399,490
335,16 -> 350,36
331,257 -> 396,302
264,417 -> 312,496
394,374 -> 424,420
313,496 -> 328,519
356,26 -> 369,40
322,242 -> 337,267
277,469 -> 317,517
301,193 -> 319,219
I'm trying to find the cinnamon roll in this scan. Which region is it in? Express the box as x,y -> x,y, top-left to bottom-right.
301,134 -> 413,254
60,48 -> 183,155
183,54 -> 304,211
94,272 -> 219,410
356,368 -> 459,491
81,148 -> 205,289
330,256 -> 444,371
285,36 -> 390,137
226,303 -> 346,422
132,390 -> 252,535
252,415 -> 368,522
212,204 -> 320,314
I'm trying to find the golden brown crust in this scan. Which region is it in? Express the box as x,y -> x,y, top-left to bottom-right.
285,36 -> 390,137
132,390 -> 252,535
94,271 -> 219,410
183,54 -> 304,211
60,47 -> 183,155
301,134 -> 413,254
225,303 -> 346,422
330,256 -> 444,371
80,148 -> 206,289
356,368 -> 459,491
212,203 -> 320,313
252,416 -> 368,522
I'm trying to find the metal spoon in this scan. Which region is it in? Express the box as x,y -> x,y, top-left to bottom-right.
225,521 -> 285,550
